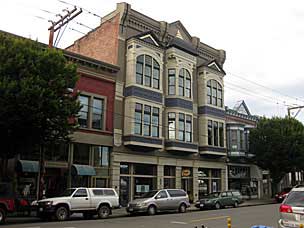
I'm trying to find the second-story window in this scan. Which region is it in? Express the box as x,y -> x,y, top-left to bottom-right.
134,103 -> 160,138
168,69 -> 176,95
136,55 -> 160,89
178,68 -> 191,98
78,95 -> 104,130
79,95 -> 89,128
168,112 -> 192,142
208,119 -> 224,147
207,80 -> 223,107
168,113 -> 176,139
178,71 -> 184,96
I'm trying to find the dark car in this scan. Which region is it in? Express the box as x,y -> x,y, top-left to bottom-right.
275,187 -> 292,203
195,190 -> 243,210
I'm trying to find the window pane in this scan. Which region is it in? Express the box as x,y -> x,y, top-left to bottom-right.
153,78 -> 159,89
219,123 -> 224,147
92,98 -> 103,129
137,55 -> 144,63
208,120 -> 213,145
78,95 -> 89,128
136,62 -> 143,74
144,65 -> 152,87
134,103 -> 142,135
144,105 -> 151,136
168,69 -> 176,95
153,67 -> 159,79
168,113 -> 176,139
145,55 -> 152,66
74,143 -> 90,165
213,121 -> 219,146
152,126 -> 159,137
169,86 -> 175,95
93,146 -> 109,167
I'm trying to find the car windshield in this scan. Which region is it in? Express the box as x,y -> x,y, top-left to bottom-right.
207,192 -> 220,198
140,190 -> 158,198
59,188 -> 76,197
284,191 -> 304,207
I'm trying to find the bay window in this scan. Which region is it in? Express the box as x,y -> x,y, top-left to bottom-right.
136,55 -> 160,89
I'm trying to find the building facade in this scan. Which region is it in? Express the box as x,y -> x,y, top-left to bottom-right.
67,2 -> 228,204
226,100 -> 271,199
5,36 -> 120,200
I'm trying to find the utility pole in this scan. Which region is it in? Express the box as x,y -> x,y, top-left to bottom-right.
48,7 -> 82,48
287,106 -> 304,118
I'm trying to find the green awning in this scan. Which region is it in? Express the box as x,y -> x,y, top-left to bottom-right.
72,164 -> 96,176
17,160 -> 39,173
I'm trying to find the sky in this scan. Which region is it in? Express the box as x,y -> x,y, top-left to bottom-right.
1,0 -> 304,122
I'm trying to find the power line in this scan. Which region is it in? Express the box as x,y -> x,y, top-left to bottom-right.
58,0 -> 102,19
69,27 -> 86,35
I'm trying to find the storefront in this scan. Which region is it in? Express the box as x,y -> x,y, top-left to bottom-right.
198,168 -> 222,199
181,167 -> 193,202
119,163 -> 157,206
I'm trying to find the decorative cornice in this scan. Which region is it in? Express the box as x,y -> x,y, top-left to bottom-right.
198,106 -> 226,119
124,135 -> 163,145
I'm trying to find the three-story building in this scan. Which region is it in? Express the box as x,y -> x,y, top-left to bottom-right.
67,2 -> 228,204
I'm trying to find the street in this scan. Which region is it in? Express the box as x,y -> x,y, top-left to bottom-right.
6,204 -> 280,228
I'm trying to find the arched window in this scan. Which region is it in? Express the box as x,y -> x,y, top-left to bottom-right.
136,54 -> 160,89
178,68 -> 191,98
207,80 -> 222,107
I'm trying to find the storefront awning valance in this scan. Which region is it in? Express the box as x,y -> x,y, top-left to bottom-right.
72,164 -> 96,176
17,160 -> 39,173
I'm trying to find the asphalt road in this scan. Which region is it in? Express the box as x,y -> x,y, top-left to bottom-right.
6,204 -> 280,228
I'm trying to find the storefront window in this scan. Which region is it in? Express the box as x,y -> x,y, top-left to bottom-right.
93,146 -> 110,167
120,163 -> 130,174
164,166 -> 176,189
45,143 -> 68,162
134,177 -> 157,198
73,143 -> 90,165
133,163 -> 156,176
198,168 -> 222,197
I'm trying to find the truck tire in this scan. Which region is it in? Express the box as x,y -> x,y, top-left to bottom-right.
0,207 -> 6,224
97,205 -> 111,219
55,206 -> 69,221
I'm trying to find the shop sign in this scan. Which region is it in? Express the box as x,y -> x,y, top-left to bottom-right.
182,169 -> 191,177
136,185 -> 149,193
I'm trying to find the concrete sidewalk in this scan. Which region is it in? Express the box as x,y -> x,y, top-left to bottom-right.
6,198 -> 277,225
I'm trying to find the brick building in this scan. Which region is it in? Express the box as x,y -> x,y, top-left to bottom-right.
67,2 -> 228,204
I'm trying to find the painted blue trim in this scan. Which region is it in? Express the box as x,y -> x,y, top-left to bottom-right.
198,106 -> 225,118
124,86 -> 163,103
165,98 -> 193,110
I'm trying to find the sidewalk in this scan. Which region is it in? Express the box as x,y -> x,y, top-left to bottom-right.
6,199 -> 277,225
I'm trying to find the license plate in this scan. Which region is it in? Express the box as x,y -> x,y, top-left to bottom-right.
39,207 -> 43,212
200,204 -> 204,207
129,208 -> 133,212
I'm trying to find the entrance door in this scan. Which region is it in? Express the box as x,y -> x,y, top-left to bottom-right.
120,176 -> 130,207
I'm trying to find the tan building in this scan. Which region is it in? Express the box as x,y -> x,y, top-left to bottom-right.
67,2 -> 228,204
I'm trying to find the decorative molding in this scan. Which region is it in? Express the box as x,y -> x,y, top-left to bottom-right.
124,135 -> 163,145
198,106 -> 225,118
124,86 -> 163,103
165,140 -> 198,150
165,98 -> 193,110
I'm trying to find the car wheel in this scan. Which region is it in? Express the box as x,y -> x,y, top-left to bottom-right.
179,203 -> 187,213
98,205 -> 111,219
0,207 -> 6,224
55,206 -> 69,221
147,205 -> 156,216
234,201 -> 238,208
215,202 -> 221,209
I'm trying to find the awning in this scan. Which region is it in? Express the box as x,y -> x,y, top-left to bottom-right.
72,164 -> 96,176
17,160 -> 39,173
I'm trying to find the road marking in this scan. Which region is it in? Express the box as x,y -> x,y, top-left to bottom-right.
25,227 -> 41,228
189,215 -> 230,223
64,227 -> 76,228
171,221 -> 188,224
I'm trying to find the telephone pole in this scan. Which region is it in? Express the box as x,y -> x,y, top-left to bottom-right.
48,6 -> 82,48
287,106 -> 304,118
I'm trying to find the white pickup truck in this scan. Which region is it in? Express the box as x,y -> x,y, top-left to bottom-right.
37,188 -> 120,221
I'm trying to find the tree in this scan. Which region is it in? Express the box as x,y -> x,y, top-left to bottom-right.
250,116 -> 304,193
0,33 -> 80,184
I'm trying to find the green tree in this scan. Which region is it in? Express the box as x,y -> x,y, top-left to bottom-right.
250,116 -> 304,193
0,33 -> 80,182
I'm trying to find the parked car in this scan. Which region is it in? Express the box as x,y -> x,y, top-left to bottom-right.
0,182 -> 31,224
275,187 -> 292,203
195,190 -> 243,210
278,187 -> 304,228
126,189 -> 190,215
37,187 -> 120,221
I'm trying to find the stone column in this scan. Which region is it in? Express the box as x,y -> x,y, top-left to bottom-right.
176,166 -> 182,189
193,167 -> 199,202
157,165 -> 164,190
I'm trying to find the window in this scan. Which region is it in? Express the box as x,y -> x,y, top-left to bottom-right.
185,115 -> 192,142
213,121 -> 218,146
78,95 -> 105,130
79,95 -> 89,128
167,189 -> 186,197
136,55 -> 160,89
152,108 -> 159,137
164,166 -> 176,189
73,143 -> 90,165
104,189 -> 116,196
208,120 -> 213,145
156,190 -> 168,199
134,103 -> 142,135
219,123 -> 224,147
178,70 -> 184,96
143,105 -> 151,136
153,60 -> 160,89
92,98 -> 104,129
73,189 -> 87,197
134,103 -> 160,138
178,113 -> 185,141
207,79 -> 223,107
93,146 -> 109,167
168,69 -> 176,95
92,189 -> 103,196
168,113 -> 176,139
185,71 -> 191,98
208,120 -> 224,147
